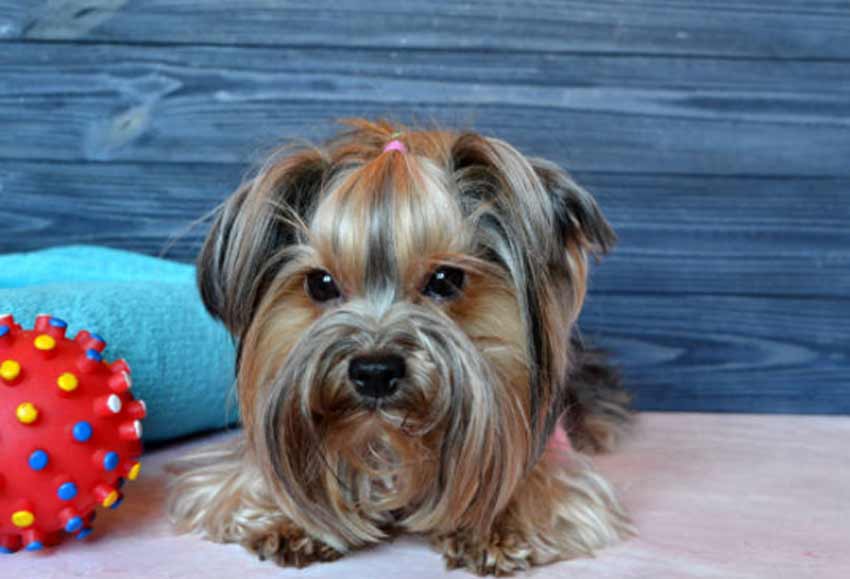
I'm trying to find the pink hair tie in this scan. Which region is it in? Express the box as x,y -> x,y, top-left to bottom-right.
383,139 -> 407,154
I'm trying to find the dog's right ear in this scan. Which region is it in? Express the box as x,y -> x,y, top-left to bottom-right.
197,149 -> 328,337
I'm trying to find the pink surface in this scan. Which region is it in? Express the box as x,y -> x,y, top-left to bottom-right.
4,412 -> 848,578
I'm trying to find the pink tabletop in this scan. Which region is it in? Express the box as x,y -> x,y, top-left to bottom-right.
4,412 -> 848,578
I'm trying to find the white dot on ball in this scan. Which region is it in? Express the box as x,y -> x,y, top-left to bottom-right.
107,395 -> 122,413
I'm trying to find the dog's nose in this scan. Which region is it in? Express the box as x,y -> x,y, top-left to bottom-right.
348,353 -> 406,399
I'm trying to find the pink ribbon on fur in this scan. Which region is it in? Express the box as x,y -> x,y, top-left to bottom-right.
383,139 -> 407,154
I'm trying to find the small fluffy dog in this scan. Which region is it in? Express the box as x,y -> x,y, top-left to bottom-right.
168,119 -> 634,575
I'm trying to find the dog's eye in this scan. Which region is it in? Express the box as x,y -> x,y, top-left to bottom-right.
422,266 -> 465,300
305,269 -> 341,302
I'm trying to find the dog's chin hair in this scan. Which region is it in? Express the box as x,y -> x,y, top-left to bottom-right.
321,409 -> 437,518
242,298 -> 531,547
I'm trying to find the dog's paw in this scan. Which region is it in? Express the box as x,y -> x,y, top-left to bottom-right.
243,522 -> 343,568
436,530 -> 534,576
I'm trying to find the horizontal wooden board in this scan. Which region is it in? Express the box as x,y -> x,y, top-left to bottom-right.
1,1 -> 850,59
587,173 -> 850,298
2,161 -> 848,300
0,161 -> 237,261
579,293 -> 850,414
0,43 -> 848,175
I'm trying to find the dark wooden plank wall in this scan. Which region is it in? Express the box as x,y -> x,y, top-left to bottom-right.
0,1 -> 848,414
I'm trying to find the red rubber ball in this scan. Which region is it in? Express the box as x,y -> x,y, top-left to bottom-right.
0,313 -> 145,553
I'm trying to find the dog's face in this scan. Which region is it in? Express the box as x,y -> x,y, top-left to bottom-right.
197,120 -> 614,546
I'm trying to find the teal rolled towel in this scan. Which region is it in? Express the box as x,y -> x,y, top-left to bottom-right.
0,245 -> 237,443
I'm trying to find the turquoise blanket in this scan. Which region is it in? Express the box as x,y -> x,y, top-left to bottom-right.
0,246 -> 238,442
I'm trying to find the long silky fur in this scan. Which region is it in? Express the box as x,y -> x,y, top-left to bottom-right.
168,118 -> 632,574
250,298 -> 528,547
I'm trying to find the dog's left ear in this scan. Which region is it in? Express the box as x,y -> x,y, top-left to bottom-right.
531,158 -> 616,256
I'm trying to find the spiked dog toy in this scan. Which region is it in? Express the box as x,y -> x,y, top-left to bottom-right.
0,313 -> 145,553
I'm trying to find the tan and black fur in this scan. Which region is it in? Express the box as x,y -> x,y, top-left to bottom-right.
167,119 -> 633,575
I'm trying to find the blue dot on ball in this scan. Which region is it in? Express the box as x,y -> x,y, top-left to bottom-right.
28,449 -> 49,470
72,421 -> 93,442
0,325 -> 9,337
103,451 -> 119,471
0,546 -> 13,554
57,481 -> 78,501
90,333 -> 105,343
85,348 -> 102,362
65,516 -> 83,533
109,496 -> 124,510
76,528 -> 94,540
49,317 -> 68,328
25,541 -> 43,551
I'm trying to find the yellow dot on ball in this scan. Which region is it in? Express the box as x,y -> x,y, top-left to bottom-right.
16,402 -> 39,424
127,462 -> 141,481
34,334 -> 56,351
101,490 -> 119,508
57,372 -> 79,392
11,510 -> 34,528
0,359 -> 21,382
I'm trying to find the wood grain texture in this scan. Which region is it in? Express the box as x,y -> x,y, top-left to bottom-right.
0,161 -> 239,259
1,0 -> 850,59
0,2 -> 847,415
2,161 -> 848,299
590,173 -> 850,299
580,294 -> 850,414
0,43 -> 849,175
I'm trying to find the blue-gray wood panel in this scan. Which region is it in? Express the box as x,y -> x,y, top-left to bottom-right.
1,43 -> 849,176
2,1 -> 849,58
0,1 -> 848,414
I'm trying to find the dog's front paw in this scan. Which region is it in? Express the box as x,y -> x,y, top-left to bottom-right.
244,521 -> 343,568
436,530 -> 534,576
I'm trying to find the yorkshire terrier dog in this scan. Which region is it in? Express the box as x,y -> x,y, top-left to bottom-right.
167,119 -> 634,575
